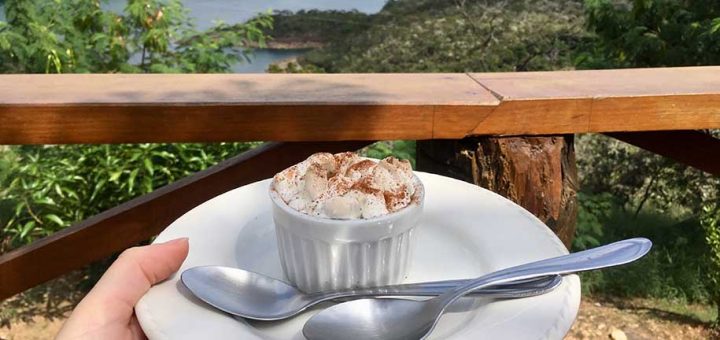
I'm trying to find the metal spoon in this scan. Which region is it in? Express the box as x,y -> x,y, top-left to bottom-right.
303,238 -> 652,340
181,266 -> 562,321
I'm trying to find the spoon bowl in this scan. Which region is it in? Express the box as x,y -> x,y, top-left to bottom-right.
303,238 -> 652,340
182,266 -> 312,320
303,299 -> 434,340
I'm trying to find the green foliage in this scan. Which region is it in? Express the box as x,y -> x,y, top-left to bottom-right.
0,142 -> 260,324
574,192 -> 613,250
303,0 -> 587,72
701,203 -> 720,322
575,195 -> 712,303
268,10 -> 371,44
576,134 -> 719,217
0,0 -> 272,73
576,0 -> 720,318
361,141 -> 417,169
576,133 -> 720,306
0,143 -> 259,252
579,0 -> 720,68
0,149 -> 12,186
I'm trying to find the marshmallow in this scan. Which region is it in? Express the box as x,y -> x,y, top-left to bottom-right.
272,152 -> 416,219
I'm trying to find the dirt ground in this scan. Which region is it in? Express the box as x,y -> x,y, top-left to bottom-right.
0,316 -> 65,340
1,297 -> 715,339
566,297 -> 715,340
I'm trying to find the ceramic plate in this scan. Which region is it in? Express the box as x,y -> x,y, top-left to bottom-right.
136,172 -> 580,339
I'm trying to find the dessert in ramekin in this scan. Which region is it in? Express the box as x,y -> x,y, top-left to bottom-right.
269,152 -> 424,292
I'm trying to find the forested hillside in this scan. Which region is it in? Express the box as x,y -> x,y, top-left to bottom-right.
301,0 -> 586,72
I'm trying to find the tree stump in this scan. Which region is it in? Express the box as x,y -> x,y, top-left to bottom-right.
417,136 -> 577,248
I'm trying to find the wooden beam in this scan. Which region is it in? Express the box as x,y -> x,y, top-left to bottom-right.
468,67 -> 720,135
0,73 -> 496,144
0,105 -> 436,144
606,130 -> 720,176
1,67 -> 719,144
0,141 -> 372,300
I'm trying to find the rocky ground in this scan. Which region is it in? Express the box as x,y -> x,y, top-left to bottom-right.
0,316 -> 64,340
566,297 -> 715,340
1,297 -> 715,339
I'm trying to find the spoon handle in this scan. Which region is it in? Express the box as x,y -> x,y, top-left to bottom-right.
387,275 -> 560,296
434,238 -> 652,308
309,275 -> 562,301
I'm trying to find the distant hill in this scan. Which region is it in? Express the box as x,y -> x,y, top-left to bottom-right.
290,0 -> 587,72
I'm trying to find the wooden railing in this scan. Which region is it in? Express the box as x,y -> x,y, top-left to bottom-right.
1,66 -> 719,300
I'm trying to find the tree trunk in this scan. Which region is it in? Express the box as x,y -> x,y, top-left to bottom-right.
417,136 -> 577,248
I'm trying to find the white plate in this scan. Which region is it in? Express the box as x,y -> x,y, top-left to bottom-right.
136,172 -> 580,340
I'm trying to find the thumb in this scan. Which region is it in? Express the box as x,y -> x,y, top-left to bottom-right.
92,237 -> 190,311
74,238 -> 189,318
57,238 -> 189,339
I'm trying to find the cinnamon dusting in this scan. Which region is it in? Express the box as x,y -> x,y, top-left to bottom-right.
273,152 -> 419,218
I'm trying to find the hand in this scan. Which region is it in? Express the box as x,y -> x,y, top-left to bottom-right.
56,238 -> 189,340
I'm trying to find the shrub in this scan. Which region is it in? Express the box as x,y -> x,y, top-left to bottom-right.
702,203 -> 720,324
575,192 -> 712,303
0,143 -> 259,252
0,143 -> 259,324
362,141 -> 417,168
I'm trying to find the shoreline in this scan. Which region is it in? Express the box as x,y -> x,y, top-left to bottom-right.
251,38 -> 325,50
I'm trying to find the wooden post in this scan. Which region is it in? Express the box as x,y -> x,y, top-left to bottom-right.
417,136 -> 577,248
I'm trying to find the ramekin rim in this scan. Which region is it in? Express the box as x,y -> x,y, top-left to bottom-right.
269,174 -> 425,225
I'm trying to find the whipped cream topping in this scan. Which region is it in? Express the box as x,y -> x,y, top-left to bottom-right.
272,152 -> 417,219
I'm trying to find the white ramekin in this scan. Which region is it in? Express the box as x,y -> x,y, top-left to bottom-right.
269,177 -> 424,293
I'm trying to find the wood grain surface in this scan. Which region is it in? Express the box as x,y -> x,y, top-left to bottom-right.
468,67 -> 720,135
1,67 -> 719,144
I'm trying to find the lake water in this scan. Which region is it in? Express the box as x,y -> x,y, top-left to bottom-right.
0,0 -> 386,72
234,48 -> 313,73
105,0 -> 385,31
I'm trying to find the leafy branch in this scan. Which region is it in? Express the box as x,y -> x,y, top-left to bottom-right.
0,0 -> 274,73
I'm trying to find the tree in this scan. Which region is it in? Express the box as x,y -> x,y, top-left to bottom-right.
306,0 -> 587,73
0,0 -> 272,324
0,0 -> 272,73
579,0 -> 720,321
578,0 -> 720,68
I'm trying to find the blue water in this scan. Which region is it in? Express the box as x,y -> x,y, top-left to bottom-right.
233,48 -> 312,73
106,0 -> 385,31
0,0 -> 386,72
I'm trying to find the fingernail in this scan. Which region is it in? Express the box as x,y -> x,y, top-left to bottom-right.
163,237 -> 189,245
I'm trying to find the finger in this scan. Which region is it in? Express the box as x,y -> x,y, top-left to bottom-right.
56,238 -> 189,339
128,314 -> 147,340
91,237 -> 190,313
